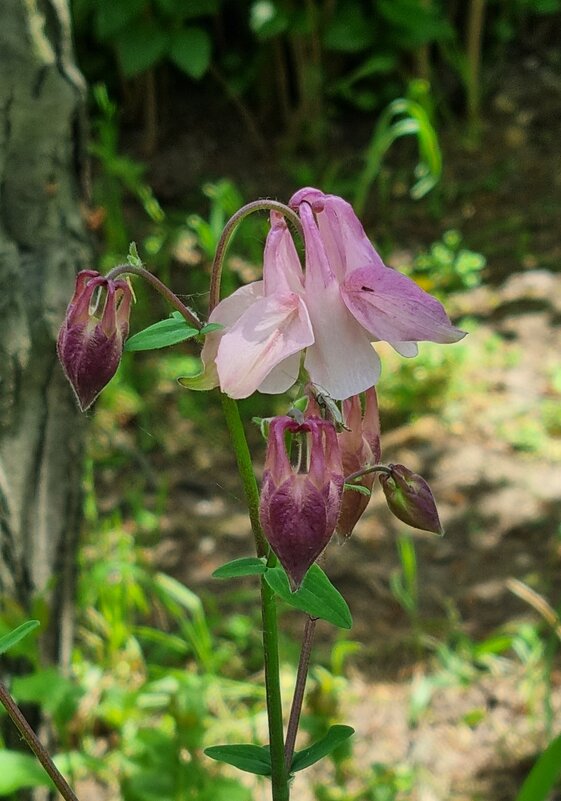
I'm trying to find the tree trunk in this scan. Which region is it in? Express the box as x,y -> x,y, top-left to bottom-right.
0,0 -> 91,670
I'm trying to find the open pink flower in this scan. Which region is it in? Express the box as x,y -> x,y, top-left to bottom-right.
289,188 -> 465,399
197,211 -> 314,398
194,189 -> 464,401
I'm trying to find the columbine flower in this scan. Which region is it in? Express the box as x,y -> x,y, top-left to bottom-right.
196,211 -> 314,398
289,188 -> 465,399
337,387 -> 381,539
259,415 -> 344,590
192,188 -> 464,401
57,270 -> 133,411
379,464 -> 444,535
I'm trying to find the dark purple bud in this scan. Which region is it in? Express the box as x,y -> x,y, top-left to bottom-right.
337,387 -> 381,539
57,270 -> 133,411
259,416 -> 344,590
379,464 -> 444,536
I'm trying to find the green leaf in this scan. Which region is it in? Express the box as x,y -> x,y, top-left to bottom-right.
117,21 -> 169,77
213,557 -> 267,579
94,0 -> 146,41
204,744 -> 271,776
200,322 -> 223,335
0,751 -> 51,794
514,732 -> 561,801
264,564 -> 352,629
291,725 -> 355,772
170,27 -> 211,79
125,317 -> 199,351
0,620 -> 40,654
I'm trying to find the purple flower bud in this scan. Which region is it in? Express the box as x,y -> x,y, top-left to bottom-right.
57,270 -> 133,411
259,416 -> 344,590
379,464 -> 444,536
337,387 -> 381,539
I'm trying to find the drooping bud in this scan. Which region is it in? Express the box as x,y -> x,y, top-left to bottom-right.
57,270 -> 133,411
337,388 -> 381,538
379,464 -> 444,535
259,416 -> 344,590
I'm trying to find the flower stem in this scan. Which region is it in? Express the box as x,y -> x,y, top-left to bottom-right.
219,393 -> 289,799
105,264 -> 202,330
345,463 -> 392,484
209,199 -> 304,313
261,573 -> 290,801
0,682 -> 80,801
284,616 -> 317,771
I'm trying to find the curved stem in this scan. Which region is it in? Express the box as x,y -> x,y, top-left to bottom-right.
284,616 -> 317,771
209,200 -> 304,313
0,682 -> 80,801
105,264 -> 202,330
345,463 -> 392,484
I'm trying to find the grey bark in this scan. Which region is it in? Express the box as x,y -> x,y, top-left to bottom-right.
0,0 -> 91,668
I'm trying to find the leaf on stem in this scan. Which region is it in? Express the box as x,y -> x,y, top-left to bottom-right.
212,557 -> 268,579
204,744 -> 272,776
125,315 -> 199,351
264,564 -> 352,629
291,725 -> 355,772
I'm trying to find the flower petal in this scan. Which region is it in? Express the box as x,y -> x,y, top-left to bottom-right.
216,292 -> 314,398
341,265 -> 466,344
298,200 -> 381,400
257,352 -> 303,395
263,211 -> 305,296
304,281 -> 381,400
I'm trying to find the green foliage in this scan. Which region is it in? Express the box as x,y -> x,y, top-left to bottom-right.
264,564 -> 353,629
514,731 -> 561,801
0,620 -> 40,655
405,230 -> 486,294
72,0 -> 214,80
204,743 -> 272,775
353,82 -> 441,216
291,725 -> 355,773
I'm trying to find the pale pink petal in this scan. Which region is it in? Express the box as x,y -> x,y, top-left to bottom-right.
291,188 -> 383,281
258,352 -> 303,394
263,212 -> 304,296
390,341 -> 418,357
304,281 -> 381,400
299,198 -> 381,400
216,292 -> 314,398
198,282 -> 265,383
341,265 -> 465,344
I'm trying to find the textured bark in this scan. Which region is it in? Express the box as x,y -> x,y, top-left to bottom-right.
0,0 -> 91,669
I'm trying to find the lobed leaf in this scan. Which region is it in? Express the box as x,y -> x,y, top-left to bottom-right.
264,564 -> 352,629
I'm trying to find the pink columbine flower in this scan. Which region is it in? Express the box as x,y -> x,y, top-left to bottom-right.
289,188 -> 465,399
259,415 -> 344,590
57,270 -> 133,411
337,387 -> 381,539
196,188 -> 464,401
